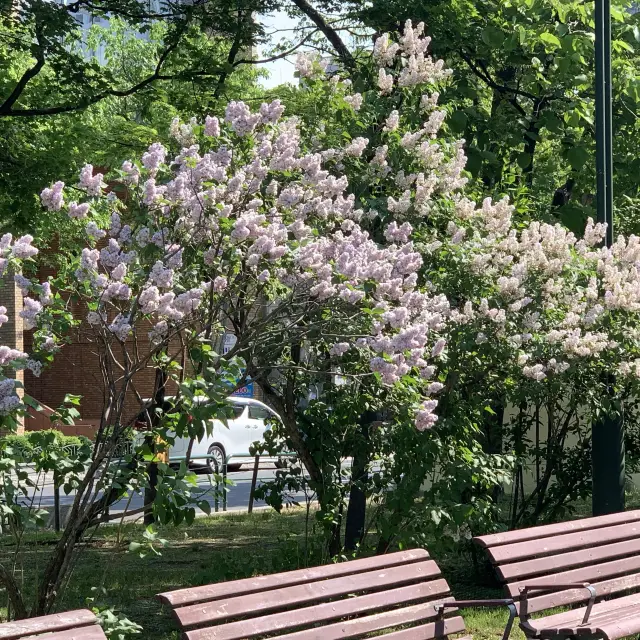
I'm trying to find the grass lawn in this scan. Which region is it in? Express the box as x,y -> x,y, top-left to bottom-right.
0,508 -> 527,640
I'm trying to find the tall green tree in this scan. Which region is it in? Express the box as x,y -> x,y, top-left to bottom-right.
0,0 -> 275,235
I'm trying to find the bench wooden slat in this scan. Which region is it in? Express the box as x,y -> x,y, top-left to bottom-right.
484,521 -> 640,564
20,626 -> 106,640
497,537 -> 640,581
505,554 -> 640,598
188,599 -> 453,640
158,548 -> 429,607
183,580 -> 452,640
475,510 -> 640,549
592,612 -> 640,640
526,591 -> 640,638
0,611 -> 98,640
174,559 -> 440,627
517,572 -> 640,615
267,614 -> 466,640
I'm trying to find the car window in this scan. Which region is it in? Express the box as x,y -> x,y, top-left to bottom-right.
248,405 -> 271,421
230,404 -> 245,419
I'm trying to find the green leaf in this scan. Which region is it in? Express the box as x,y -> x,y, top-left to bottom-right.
613,40 -> 634,53
518,25 -> 527,45
516,152 -> 532,170
128,541 -> 142,553
540,32 -> 561,48
611,6 -> 625,21
198,500 -> 211,515
481,26 -> 504,48
567,145 -> 590,170
633,26 -> 640,42
448,110 -> 468,133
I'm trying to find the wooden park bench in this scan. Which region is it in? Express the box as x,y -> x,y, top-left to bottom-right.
158,548 -> 516,640
474,509 -> 640,640
0,610 -> 106,640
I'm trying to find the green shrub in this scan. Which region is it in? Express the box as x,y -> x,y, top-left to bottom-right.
2,430 -> 92,457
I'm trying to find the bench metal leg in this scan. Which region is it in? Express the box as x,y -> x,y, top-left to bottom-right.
502,603 -> 517,640
582,586 -> 597,624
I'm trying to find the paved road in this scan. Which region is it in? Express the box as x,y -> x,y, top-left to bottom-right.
23,462 -> 316,522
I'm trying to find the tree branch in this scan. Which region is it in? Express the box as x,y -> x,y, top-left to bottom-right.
234,29 -> 320,66
458,48 -> 538,117
0,20 -> 193,118
213,9 -> 251,99
0,19 -> 46,115
290,0 -> 355,68
0,563 -> 28,619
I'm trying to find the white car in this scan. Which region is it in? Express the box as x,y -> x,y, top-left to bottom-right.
136,397 -> 282,472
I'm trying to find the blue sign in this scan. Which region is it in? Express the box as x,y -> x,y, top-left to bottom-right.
232,382 -> 254,398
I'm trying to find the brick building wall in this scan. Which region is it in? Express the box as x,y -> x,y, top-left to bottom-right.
0,273 -> 25,434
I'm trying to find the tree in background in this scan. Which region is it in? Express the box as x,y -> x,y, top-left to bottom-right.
1,0 -> 286,236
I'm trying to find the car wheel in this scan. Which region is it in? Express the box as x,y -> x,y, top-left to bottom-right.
206,444 -> 226,474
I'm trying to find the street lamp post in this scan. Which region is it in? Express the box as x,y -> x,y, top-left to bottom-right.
592,0 -> 625,516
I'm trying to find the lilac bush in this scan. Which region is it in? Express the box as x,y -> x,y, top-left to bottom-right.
2,18 -> 640,612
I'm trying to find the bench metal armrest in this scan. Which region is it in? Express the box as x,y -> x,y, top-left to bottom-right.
519,583 -> 597,624
436,599 -> 517,640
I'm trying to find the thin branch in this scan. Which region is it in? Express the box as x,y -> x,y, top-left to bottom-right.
290,0 -> 355,68
234,29 -> 320,66
458,48 -> 537,117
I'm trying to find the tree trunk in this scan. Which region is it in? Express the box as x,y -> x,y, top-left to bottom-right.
344,411 -> 374,551
144,367 -> 166,525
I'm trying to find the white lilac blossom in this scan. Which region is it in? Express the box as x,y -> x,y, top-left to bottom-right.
344,93 -> 363,111
384,110 -> 400,132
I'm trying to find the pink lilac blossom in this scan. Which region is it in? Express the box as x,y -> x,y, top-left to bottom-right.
108,315 -> 132,342
19,297 -> 42,330
14,274 -> 31,295
40,181 -> 65,211
330,342 -> 350,356
141,143 -> 167,174
213,276 -> 227,292
86,222 -> 106,240
0,378 -> 19,415
121,160 -> 140,185
11,235 -> 38,259
68,202 -> 90,219
205,115 -> 220,137
78,164 -> 104,196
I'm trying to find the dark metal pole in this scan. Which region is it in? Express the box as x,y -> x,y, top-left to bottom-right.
604,0 -> 614,247
592,0 -> 625,516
